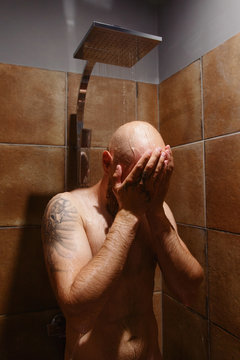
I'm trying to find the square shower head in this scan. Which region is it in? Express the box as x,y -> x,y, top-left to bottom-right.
73,21 -> 162,68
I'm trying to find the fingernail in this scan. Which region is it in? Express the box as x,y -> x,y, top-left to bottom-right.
161,151 -> 166,158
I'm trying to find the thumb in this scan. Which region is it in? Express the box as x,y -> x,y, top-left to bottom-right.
112,165 -> 122,189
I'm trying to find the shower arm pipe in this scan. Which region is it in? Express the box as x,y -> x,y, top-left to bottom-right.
76,60 -> 95,187
76,60 -> 95,136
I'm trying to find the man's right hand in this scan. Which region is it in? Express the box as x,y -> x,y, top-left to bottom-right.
112,150 -> 153,217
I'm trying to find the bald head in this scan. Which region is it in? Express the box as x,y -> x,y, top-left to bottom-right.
108,121 -> 165,168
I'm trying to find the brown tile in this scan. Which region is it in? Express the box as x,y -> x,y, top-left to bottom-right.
205,133 -> 240,233
163,225 -> 207,316
0,63 -> 66,145
137,82 -> 158,129
166,142 -> 205,226
0,144 -> 65,226
153,292 -> 162,352
159,61 -> 202,146
154,264 -> 162,292
68,74 -> 136,148
0,309 -> 64,360
211,323 -> 240,360
208,230 -> 240,337
163,295 -> 208,360
67,72 -> 81,121
203,33 -> 240,138
0,228 -> 57,315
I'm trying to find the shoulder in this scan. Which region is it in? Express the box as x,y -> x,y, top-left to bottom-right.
42,192 -> 82,242
44,192 -> 80,220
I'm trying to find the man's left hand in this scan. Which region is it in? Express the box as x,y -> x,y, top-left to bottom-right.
140,145 -> 174,212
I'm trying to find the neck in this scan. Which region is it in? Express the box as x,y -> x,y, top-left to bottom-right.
97,174 -> 109,209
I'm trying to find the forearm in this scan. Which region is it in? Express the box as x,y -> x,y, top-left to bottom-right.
65,209 -> 139,324
147,210 -> 203,305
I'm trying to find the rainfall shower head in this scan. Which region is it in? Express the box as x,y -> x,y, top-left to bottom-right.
73,22 -> 162,188
73,21 -> 162,67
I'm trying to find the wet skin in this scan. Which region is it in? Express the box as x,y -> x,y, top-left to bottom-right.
42,136 -> 203,360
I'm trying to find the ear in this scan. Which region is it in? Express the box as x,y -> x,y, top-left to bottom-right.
102,150 -> 113,174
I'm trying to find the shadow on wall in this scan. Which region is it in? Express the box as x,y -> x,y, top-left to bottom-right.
0,195 -> 65,360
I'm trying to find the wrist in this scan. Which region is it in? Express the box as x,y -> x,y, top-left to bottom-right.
146,203 -> 165,218
147,207 -> 173,234
117,208 -> 142,224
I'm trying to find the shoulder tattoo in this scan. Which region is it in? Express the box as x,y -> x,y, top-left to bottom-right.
42,196 -> 79,271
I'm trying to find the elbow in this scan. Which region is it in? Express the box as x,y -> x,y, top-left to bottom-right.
180,265 -> 204,307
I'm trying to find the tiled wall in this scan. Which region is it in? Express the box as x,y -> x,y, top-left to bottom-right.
2,31 -> 239,360
0,64 -> 66,359
159,33 -> 240,359
0,63 -> 161,358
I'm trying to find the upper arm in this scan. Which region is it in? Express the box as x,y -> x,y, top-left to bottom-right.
41,193 -> 92,305
163,202 -> 178,231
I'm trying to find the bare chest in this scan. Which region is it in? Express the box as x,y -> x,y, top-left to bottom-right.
84,212 -> 156,316
84,211 -> 155,271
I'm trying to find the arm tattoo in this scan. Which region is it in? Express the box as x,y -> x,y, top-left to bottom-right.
42,196 -> 79,272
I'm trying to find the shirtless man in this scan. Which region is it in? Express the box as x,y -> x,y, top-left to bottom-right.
42,121 -> 203,360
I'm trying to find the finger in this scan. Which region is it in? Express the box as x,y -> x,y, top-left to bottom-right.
112,164 -> 122,189
125,150 -> 152,183
152,150 -> 167,181
141,147 -> 162,182
165,146 -> 174,171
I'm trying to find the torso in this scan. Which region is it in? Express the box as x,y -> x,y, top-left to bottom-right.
64,186 -> 162,360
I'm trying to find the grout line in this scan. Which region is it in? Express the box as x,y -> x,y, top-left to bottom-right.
163,293 -> 208,320
200,57 -> 205,140
64,71 -> 68,191
90,146 -> 107,150
170,130 -> 240,150
161,290 -> 164,357
201,56 -> 210,359
176,222 -> 205,230
163,293 -> 240,342
204,130 -> 240,141
0,142 -> 66,148
0,307 -> 61,319
176,222 -> 240,236
210,320 -> 240,342
0,223 -> 238,236
206,231 -> 211,360
200,57 -> 207,228
171,139 -> 204,149
161,288 -> 164,357
0,225 -> 41,230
